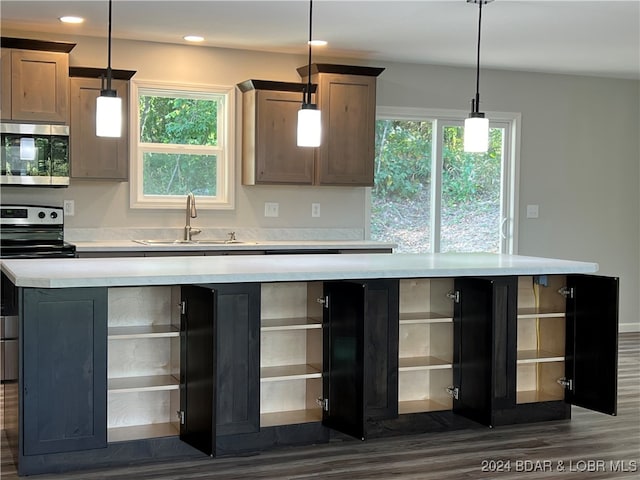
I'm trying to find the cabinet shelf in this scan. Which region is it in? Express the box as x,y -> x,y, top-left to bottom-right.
517,308 -> 565,319
107,422 -> 179,443
261,364 -> 322,382
261,317 -> 322,331
108,375 -> 179,393
517,349 -> 565,364
399,399 -> 451,415
399,312 -> 453,324
260,408 -> 322,427
517,390 -> 564,404
399,356 -> 452,371
108,325 -> 180,339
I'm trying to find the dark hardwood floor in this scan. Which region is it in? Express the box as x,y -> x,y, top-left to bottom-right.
2,333 -> 638,480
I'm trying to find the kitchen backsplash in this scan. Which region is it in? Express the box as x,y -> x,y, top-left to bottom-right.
64,227 -> 365,242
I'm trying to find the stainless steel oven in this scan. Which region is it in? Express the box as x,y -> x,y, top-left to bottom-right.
1,123 -> 70,186
0,205 -> 76,382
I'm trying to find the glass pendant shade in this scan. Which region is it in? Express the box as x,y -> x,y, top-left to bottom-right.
297,106 -> 321,147
464,115 -> 489,153
96,94 -> 122,137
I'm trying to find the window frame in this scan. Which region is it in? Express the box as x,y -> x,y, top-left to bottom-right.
129,80 -> 235,210
367,106 -> 521,254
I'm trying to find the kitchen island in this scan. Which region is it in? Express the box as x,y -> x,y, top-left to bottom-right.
1,253 -> 619,476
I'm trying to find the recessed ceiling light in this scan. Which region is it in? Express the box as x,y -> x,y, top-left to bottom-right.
183,35 -> 204,43
309,40 -> 327,47
59,16 -> 84,24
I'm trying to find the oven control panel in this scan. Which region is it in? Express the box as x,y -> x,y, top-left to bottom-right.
1,205 -> 64,226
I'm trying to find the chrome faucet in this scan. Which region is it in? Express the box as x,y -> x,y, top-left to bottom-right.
184,193 -> 201,241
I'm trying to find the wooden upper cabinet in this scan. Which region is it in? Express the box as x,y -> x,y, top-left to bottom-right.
1,38 -> 75,123
239,80 -> 315,185
9,49 -> 69,123
69,71 -> 132,180
298,64 -> 385,186
239,65 -> 384,187
1,48 -> 12,120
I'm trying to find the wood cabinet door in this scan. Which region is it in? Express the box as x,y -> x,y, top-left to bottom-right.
70,77 -> 129,180
1,48 -> 11,120
214,283 -> 260,438
322,281 -> 366,440
247,89 -> 314,184
565,274 -> 619,415
453,276 -> 517,427
180,286 -> 216,456
315,73 -> 376,186
363,279 -> 399,421
10,49 -> 69,123
22,288 -> 107,456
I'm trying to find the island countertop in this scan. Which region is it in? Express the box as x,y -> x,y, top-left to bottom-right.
1,253 -> 599,289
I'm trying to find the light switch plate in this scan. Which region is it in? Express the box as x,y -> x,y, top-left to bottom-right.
526,204 -> 539,219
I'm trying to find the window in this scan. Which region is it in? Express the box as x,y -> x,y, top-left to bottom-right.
370,107 -> 519,254
130,81 -> 235,209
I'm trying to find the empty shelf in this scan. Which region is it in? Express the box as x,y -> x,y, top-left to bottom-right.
260,408 -> 322,427
108,375 -> 179,393
399,399 -> 451,414
517,350 -> 565,363
261,317 -> 322,331
108,422 -> 179,442
108,325 -> 180,339
399,312 -> 453,324
399,356 -> 452,371
261,364 -> 322,382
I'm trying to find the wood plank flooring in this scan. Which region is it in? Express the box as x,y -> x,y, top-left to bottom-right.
2,333 -> 638,480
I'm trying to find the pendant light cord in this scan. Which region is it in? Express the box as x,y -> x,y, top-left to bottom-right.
473,1 -> 483,114
305,0 -> 314,105
105,0 -> 113,91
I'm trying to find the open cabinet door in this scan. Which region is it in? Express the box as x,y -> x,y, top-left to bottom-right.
180,286 -> 217,455
565,275 -> 619,415
322,281 -> 366,440
453,277 -> 515,427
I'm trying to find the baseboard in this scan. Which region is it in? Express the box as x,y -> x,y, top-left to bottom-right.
619,323 -> 640,333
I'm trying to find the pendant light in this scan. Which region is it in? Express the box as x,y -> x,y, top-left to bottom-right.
464,0 -> 493,153
96,0 -> 122,138
297,0 -> 321,147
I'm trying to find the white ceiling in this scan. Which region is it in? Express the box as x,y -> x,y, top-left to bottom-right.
1,0 -> 639,80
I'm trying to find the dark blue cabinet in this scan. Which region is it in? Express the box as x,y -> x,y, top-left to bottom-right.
322,279 -> 399,440
21,288 -> 107,456
452,274 -> 618,427
180,283 -> 261,456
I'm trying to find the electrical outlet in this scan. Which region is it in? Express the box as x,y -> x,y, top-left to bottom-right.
311,203 -> 321,217
63,200 -> 75,216
264,202 -> 279,217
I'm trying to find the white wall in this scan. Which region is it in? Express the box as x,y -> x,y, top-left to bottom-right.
2,30 -> 639,331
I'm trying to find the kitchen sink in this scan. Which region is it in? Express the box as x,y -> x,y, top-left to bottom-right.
133,239 -> 252,246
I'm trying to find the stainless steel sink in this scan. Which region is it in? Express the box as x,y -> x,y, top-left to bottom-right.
133,239 -> 251,246
195,240 -> 249,245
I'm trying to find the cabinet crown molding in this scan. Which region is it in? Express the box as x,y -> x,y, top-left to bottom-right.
296,63 -> 385,78
69,67 -> 136,80
1,37 -> 76,53
237,79 -> 316,94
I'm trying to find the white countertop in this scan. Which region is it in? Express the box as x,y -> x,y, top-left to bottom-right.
71,240 -> 395,253
1,253 -> 599,289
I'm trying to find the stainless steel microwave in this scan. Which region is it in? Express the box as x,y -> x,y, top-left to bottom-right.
1,123 -> 70,186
